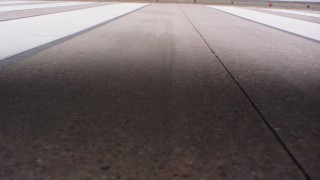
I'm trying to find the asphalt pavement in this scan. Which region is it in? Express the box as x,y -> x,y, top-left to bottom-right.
0,2 -> 319,180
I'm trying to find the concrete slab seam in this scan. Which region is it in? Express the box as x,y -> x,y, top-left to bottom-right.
180,6 -> 311,180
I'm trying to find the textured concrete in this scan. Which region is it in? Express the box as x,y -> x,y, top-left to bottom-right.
207,5 -> 320,42
0,2 -> 94,12
0,1 -> 55,7
182,4 -> 320,179
0,3 -> 310,180
0,2 -> 112,21
245,7 -> 320,24
0,3 -> 148,60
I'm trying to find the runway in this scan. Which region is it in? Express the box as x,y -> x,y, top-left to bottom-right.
263,8 -> 320,18
0,1 -> 93,12
0,1 -> 319,179
0,3 -> 147,60
207,6 -> 320,41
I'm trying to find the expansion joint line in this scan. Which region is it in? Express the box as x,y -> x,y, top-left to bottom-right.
179,7 -> 311,180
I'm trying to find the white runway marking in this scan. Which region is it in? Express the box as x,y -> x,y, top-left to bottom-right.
0,1 -> 92,12
0,3 -> 148,60
264,8 -> 320,18
207,6 -> 320,41
0,1 -> 42,5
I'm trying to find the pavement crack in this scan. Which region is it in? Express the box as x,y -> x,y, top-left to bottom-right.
179,6 -> 311,180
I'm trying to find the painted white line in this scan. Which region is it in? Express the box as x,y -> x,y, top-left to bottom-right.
0,3 -> 148,61
0,1 -> 93,12
0,1 -> 43,5
207,6 -> 320,41
263,8 -> 320,18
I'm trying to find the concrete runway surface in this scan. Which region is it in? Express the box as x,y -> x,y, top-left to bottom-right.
0,1 -> 319,179
0,1 -> 93,12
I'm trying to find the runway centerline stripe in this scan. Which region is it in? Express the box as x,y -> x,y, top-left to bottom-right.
263,8 -> 320,18
207,6 -> 320,42
0,3 -> 148,61
0,1 -> 93,12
